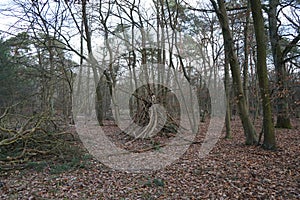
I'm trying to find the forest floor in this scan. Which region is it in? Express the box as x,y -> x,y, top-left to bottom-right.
0,118 -> 299,199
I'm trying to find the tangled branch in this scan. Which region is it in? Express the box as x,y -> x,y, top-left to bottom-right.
0,108 -> 75,169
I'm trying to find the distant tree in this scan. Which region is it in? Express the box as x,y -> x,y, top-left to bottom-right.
0,34 -> 36,111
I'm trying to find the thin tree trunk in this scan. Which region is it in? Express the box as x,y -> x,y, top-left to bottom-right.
82,0 -> 99,84
243,1 -> 251,107
75,20 -> 84,115
224,60 -> 232,139
250,47 -> 260,122
47,39 -> 55,116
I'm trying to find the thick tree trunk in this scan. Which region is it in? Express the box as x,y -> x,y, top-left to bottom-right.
96,75 -> 112,126
250,0 -> 276,149
267,0 -> 291,129
211,0 -> 257,145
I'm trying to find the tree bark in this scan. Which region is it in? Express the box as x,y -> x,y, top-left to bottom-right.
243,1 -> 251,107
267,0 -> 292,129
82,0 -> 99,84
211,0 -> 257,145
250,0 -> 276,149
224,60 -> 232,139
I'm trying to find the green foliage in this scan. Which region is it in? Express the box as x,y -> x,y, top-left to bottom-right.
1,147 -> 92,174
151,140 -> 162,151
49,156 -> 89,174
0,34 -> 36,107
153,178 -> 165,187
0,38 -> 15,101
26,161 -> 48,172
143,177 -> 165,187
5,32 -> 31,54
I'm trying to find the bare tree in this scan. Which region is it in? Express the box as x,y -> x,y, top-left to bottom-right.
211,0 -> 257,145
250,0 -> 276,149
267,0 -> 300,128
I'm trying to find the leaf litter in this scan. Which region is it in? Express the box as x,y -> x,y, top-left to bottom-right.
0,118 -> 299,199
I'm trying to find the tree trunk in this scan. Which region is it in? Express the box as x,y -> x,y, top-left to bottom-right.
224,60 -> 232,139
250,0 -> 276,149
211,0 -> 257,145
267,0 -> 291,129
82,0 -> 99,84
243,1 -> 251,107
